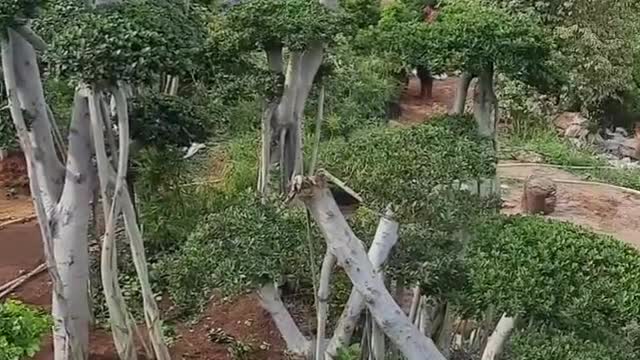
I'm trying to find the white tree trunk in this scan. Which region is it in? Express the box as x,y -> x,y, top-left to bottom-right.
9,29 -> 64,211
316,251 -> 337,360
293,176 -> 446,360
408,287 -> 421,323
110,86 -> 171,360
325,208 -> 398,358
258,283 -> 311,356
51,93 -> 93,360
258,47 -> 284,198
2,37 -> 88,360
481,314 -> 517,360
87,89 -> 137,359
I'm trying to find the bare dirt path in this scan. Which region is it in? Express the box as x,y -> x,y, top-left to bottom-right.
499,163 -> 640,247
399,76 -> 459,123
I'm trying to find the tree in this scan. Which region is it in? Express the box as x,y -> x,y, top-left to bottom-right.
0,0 -> 213,358
219,0 -> 344,197
424,0 -> 551,139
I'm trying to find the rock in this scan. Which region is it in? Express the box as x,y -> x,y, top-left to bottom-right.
521,175 -> 557,215
554,112 -> 588,137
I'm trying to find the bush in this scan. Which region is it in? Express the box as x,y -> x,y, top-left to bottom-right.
508,326 -> 638,360
157,193 -> 311,314
0,300 -> 51,360
309,42 -> 403,139
317,116 -> 496,221
463,215 -> 640,337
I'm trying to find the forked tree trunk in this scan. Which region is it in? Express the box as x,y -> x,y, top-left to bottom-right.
451,72 -> 473,115
2,30 -> 90,360
325,208 -> 398,359
292,175 -> 445,360
481,314 -> 517,360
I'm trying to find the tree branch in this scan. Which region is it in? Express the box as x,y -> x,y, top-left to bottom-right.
257,283 -> 311,356
292,174 -> 445,360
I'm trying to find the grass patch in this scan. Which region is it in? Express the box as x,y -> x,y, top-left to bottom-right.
501,128 -> 640,191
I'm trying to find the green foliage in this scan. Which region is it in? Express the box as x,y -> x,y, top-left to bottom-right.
223,0 -> 346,51
0,300 -> 51,360
426,0 -> 551,81
129,92 -> 215,149
44,0 -> 207,85
464,215 -> 640,337
310,43 -> 402,138
335,344 -> 362,360
508,326 -> 638,360
0,0 -> 41,29
501,128 -> 640,191
317,116 -> 496,221
157,193 -> 310,314
340,0 -> 381,31
357,2 -> 427,70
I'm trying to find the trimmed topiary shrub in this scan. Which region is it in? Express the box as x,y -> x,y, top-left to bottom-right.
317,116 -> 496,221
157,192 -> 311,314
463,215 -> 640,338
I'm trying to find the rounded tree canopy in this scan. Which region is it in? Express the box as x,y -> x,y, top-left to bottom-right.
425,0 -> 552,80
463,215 -> 640,337
223,0 -> 346,51
129,92 -> 214,150
508,326 -> 638,360
42,0 -> 208,86
317,114 -> 497,222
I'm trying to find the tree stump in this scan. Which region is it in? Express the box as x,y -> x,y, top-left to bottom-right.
521,175 -> 557,215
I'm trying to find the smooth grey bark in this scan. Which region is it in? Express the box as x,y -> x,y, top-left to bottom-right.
316,251 -> 337,360
51,93 -> 93,360
325,209 -> 398,359
293,175 -> 446,360
473,65 -> 497,139
481,314 -> 517,360
9,29 -> 64,210
451,72 -> 474,115
309,84 -> 325,175
258,47 -> 284,199
88,89 -> 137,359
112,86 -> 171,360
2,36 -> 87,360
258,283 -> 311,355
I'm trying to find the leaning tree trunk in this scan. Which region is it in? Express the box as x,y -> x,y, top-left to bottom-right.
481,314 -> 517,360
325,208 -> 398,359
9,29 -> 64,211
292,174 -> 446,360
